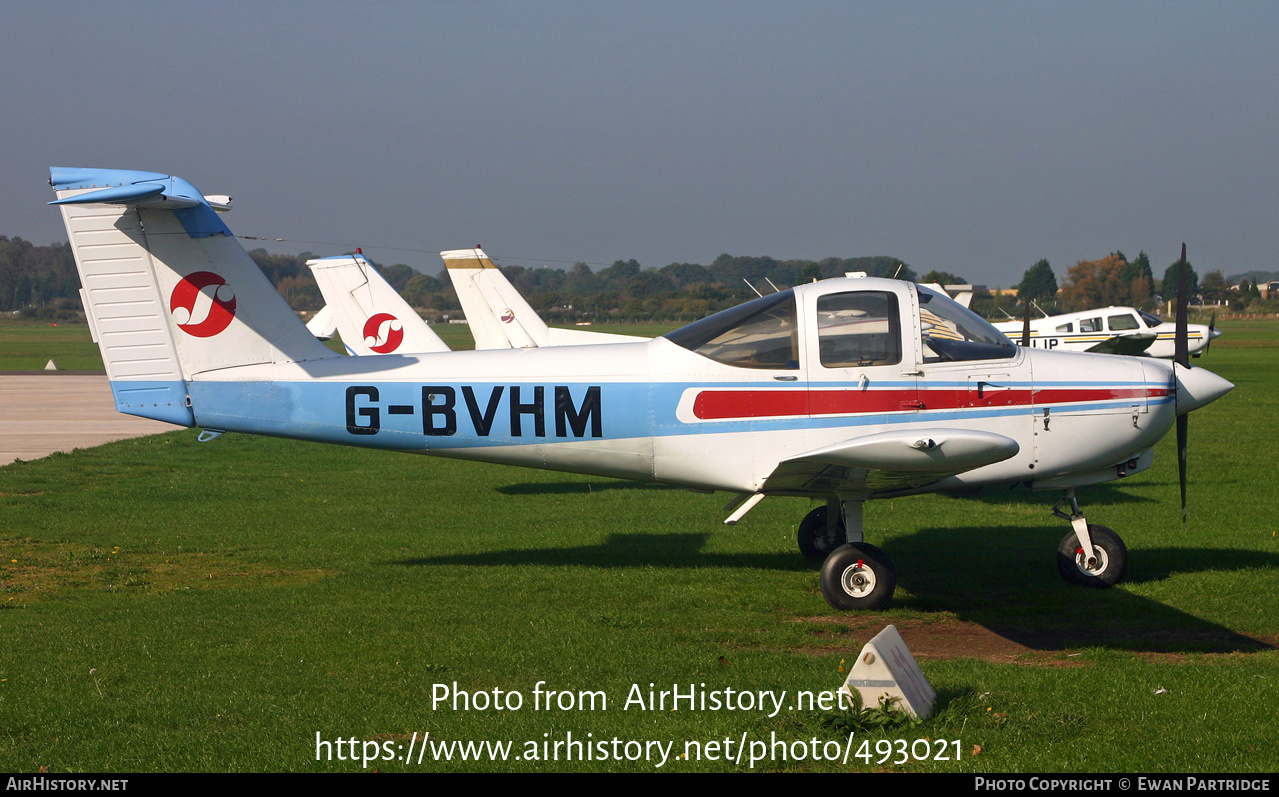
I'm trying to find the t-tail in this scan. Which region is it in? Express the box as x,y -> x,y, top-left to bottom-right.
49,167 -> 339,426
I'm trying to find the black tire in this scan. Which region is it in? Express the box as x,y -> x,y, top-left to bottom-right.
819,543 -> 897,610
798,506 -> 846,562
1056,525 -> 1128,588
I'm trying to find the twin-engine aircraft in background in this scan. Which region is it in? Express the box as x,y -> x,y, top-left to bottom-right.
49,167 -> 1234,610
992,305 -> 1220,358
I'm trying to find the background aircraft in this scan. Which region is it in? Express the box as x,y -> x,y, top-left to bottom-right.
441,247 -> 647,349
307,253 -> 450,355
993,306 -> 1219,358
50,167 -> 1233,610
307,247 -> 644,353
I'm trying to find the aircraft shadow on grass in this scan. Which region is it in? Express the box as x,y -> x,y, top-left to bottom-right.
891,524 -> 1277,654
495,481 -> 682,496
395,533 -> 810,572
395,525 -> 1276,655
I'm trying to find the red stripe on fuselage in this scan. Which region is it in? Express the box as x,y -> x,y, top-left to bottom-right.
690,387 -> 1169,420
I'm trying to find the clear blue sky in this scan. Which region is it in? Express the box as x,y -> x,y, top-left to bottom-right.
3,1 -> 1276,285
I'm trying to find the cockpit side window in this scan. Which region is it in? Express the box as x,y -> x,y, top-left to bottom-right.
916,285 -> 1017,363
817,291 -> 900,367
1108,313 -> 1140,331
664,290 -> 799,370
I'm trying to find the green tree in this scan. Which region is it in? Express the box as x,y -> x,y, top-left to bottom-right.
1200,270 -> 1228,304
1121,251 -> 1156,306
1016,259 -> 1057,303
921,270 -> 968,286
1161,259 -> 1199,299
795,263 -> 822,283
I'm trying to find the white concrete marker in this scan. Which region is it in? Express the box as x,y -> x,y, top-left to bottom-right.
839,624 -> 936,719
45,359 -> 58,371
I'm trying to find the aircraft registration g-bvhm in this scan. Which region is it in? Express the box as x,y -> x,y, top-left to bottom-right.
50,167 -> 1235,610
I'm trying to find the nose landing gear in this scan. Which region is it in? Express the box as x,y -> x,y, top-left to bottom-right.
1053,490 -> 1128,588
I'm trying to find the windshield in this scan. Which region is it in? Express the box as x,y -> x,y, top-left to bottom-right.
916,285 -> 1017,362
664,290 -> 799,369
1138,310 -> 1164,328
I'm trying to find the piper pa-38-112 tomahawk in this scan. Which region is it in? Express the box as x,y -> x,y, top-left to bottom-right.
992,305 -> 1220,358
49,167 -> 1234,610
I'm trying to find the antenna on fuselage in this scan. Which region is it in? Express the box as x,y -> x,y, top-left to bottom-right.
742,278 -> 764,298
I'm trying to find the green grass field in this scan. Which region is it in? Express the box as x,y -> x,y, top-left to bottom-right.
1,316 -> 1276,772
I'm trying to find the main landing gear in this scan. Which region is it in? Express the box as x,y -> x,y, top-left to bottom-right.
798,499 -> 899,611
798,489 -> 1129,611
1052,490 -> 1128,588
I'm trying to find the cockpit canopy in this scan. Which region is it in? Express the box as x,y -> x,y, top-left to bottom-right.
663,282 -> 1016,369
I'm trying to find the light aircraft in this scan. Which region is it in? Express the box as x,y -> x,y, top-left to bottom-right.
307,252 -> 450,355
992,306 -> 1220,358
49,167 -> 1234,610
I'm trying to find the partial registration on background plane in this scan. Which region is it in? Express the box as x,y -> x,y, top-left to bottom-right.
306,253 -> 449,356
49,166 -> 1233,612
993,306 -> 1220,358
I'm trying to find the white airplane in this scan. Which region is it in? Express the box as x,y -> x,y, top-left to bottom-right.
992,306 -> 1220,358
305,246 -> 644,352
441,247 -> 647,349
307,252 -> 450,355
50,167 -> 1234,611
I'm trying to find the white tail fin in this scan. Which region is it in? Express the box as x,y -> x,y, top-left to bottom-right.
440,248 -> 646,348
50,167 -> 338,424
307,254 -> 449,355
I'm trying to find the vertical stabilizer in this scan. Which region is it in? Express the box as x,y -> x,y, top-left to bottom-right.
440,248 -> 547,349
50,167 -> 338,424
307,254 -> 449,355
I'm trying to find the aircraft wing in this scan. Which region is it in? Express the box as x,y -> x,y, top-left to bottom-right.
760,428 -> 1019,495
1085,333 -> 1156,356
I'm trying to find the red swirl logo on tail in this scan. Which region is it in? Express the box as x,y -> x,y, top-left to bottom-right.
170,272 -> 236,337
363,313 -> 404,353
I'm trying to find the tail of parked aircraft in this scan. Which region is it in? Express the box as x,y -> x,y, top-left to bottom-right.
441,247 -> 646,348
49,167 -> 339,425
307,254 -> 449,355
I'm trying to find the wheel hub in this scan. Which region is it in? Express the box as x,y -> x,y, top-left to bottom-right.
840,560 -> 876,598
1075,545 -> 1109,575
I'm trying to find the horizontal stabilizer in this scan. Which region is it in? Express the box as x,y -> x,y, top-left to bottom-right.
786,428 -> 1019,473
48,182 -> 167,206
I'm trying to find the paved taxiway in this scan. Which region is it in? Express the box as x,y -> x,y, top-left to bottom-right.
0,373 -> 181,466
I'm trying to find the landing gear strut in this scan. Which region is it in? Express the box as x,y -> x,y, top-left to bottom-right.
1052,490 -> 1128,588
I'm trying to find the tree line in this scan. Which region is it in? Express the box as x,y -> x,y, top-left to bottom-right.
1010,250 -> 1276,314
5,232 -> 1274,324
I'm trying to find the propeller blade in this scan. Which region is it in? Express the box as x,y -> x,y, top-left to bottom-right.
1177,413 -> 1188,530
1207,312 -> 1217,353
1021,299 -> 1032,347
1174,243 -> 1189,368
1174,244 -> 1189,528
